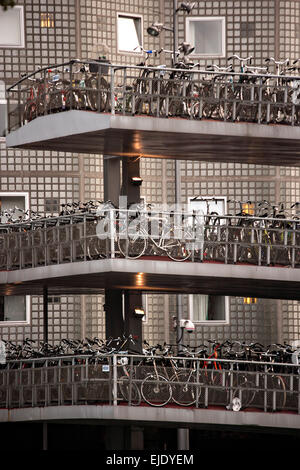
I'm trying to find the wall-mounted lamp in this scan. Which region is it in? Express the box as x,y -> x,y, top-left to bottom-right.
131,176 -> 143,186
146,23 -> 173,37
134,307 -> 145,318
178,41 -> 195,56
243,298 -> 257,304
175,2 -> 196,14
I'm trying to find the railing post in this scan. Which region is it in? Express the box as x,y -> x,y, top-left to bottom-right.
258,79 -> 262,124
43,68 -> 48,116
17,82 -> 22,129
110,209 -> 115,258
292,221 -> 296,268
83,214 -> 87,261
69,61 -> 73,110
195,358 -> 200,408
70,215 -> 74,262
263,364 -> 268,412
111,66 -> 115,116
113,354 -> 118,406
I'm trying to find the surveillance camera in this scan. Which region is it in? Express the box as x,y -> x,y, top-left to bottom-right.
179,319 -> 195,333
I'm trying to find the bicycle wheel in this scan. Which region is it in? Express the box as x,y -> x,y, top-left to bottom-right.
269,374 -> 286,411
170,371 -> 198,406
86,75 -> 109,112
118,234 -> 147,259
164,238 -> 191,261
87,237 -> 106,259
231,374 -> 257,409
141,374 -> 172,407
118,376 -> 141,406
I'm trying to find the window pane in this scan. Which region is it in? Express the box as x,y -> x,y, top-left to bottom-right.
0,6 -> 24,48
192,295 -> 226,322
193,294 -> 209,321
3,296 -> 26,322
189,196 -> 228,322
118,16 -> 141,52
187,18 -> 225,56
0,193 -> 29,324
0,81 -> 6,137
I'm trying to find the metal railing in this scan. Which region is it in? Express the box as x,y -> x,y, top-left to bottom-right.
6,59 -> 300,133
1,209 -> 300,271
0,353 -> 299,413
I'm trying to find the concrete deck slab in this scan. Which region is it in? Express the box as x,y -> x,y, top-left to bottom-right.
1,258 -> 300,300
6,111 -> 300,166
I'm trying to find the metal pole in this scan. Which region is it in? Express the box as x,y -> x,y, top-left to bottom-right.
173,0 -> 178,67
43,286 -> 48,343
43,422 -> 48,451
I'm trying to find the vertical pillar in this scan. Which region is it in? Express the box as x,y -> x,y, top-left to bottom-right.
43,422 -> 48,451
121,157 -> 144,351
123,291 -> 143,353
103,155 -> 123,340
103,155 -> 143,346
43,286 -> 48,343
177,428 -> 189,450
121,156 -> 142,204
130,426 -> 144,450
104,289 -> 124,339
104,156 -> 121,206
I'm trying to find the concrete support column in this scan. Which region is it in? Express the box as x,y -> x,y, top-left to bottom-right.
130,426 -> 144,450
105,426 -> 126,450
43,286 -> 48,343
121,156 -> 141,205
43,422 -> 48,450
104,155 -> 121,207
124,291 -> 143,353
104,289 -> 124,339
103,155 -> 143,347
177,428 -> 189,450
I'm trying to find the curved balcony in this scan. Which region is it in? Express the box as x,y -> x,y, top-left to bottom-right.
1,209 -> 300,299
0,353 -> 300,430
5,60 -> 300,166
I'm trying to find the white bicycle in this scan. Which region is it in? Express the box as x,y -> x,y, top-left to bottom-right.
117,210 -> 192,261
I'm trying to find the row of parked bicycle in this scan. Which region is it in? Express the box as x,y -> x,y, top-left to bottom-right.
1,335 -> 299,410
1,335 -> 299,366
1,198 -> 300,267
16,52 -> 300,127
1,198 -> 300,225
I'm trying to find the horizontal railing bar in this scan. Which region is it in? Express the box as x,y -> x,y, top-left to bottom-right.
1,209 -> 300,227
6,59 -> 300,93
3,352 -> 300,369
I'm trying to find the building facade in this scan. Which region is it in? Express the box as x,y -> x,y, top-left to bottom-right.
0,0 -> 300,349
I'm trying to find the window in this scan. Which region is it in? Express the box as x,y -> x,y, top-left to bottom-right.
40,13 -> 54,29
0,81 -> 6,137
0,193 -> 30,325
45,198 -> 60,214
240,22 -> 255,38
186,17 -> 225,58
117,13 -> 142,53
188,196 -> 229,323
0,296 -> 30,324
0,6 -> 25,48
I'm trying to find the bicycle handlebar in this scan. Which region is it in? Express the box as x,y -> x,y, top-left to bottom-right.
228,55 -> 253,64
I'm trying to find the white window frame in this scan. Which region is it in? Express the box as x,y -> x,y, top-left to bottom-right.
0,6 -> 25,49
185,16 -> 226,58
0,192 -> 30,326
117,12 -> 143,55
189,295 -> 229,325
188,195 -> 229,325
